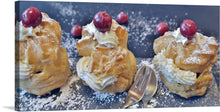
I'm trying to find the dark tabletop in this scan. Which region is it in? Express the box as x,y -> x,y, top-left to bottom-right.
15,1 -> 220,111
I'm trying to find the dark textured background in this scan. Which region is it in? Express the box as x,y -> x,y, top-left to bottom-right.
15,1 -> 220,111
15,1 -> 219,58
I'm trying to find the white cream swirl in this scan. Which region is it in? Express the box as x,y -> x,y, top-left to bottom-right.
15,21 -> 37,79
15,21 -> 40,41
153,50 -> 197,85
83,21 -> 119,48
76,57 -> 117,91
15,61 -> 33,79
172,28 -> 196,45
15,13 -> 56,79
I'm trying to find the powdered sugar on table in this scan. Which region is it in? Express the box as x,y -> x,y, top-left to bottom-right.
15,2 -> 220,111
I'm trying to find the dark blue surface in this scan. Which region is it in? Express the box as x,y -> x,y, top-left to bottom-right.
15,1 -> 220,111
15,1 -> 219,57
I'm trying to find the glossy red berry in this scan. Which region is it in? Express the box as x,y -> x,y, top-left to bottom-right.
22,7 -> 42,28
180,19 -> 197,40
71,25 -> 82,37
156,22 -> 169,35
117,12 -> 128,24
93,12 -> 112,33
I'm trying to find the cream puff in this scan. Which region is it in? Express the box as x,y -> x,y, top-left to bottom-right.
76,12 -> 136,94
153,20 -> 218,98
15,7 -> 71,95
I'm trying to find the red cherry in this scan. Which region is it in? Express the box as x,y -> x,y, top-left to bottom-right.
93,12 -> 112,33
22,7 -> 42,28
71,25 -> 82,37
117,12 -> 128,24
180,19 -> 197,40
156,22 -> 169,35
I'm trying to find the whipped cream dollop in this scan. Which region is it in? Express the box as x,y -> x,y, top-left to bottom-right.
15,21 -> 38,79
76,57 -> 118,91
153,50 -> 197,85
15,61 -> 33,79
15,14 -> 56,79
172,28 -> 196,45
15,21 -> 40,41
15,21 -> 32,79
83,21 -> 119,48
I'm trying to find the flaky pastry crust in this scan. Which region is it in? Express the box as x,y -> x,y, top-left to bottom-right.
16,13 -> 71,95
154,32 -> 218,73
160,70 -> 212,98
76,20 -> 136,94
153,31 -> 218,98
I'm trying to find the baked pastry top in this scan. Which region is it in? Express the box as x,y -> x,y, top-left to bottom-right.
76,20 -> 136,94
153,28 -> 218,98
76,20 -> 128,56
15,13 -> 71,95
154,29 -> 218,73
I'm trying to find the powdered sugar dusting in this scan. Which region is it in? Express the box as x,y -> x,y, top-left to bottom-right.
51,3 -> 77,17
127,12 -> 157,51
185,56 -> 201,64
50,2 -> 81,58
136,57 -> 219,108
49,74 -> 80,107
15,2 -> 219,111
16,57 -> 219,111
60,30 -> 80,58
126,11 -> 178,55
92,92 -> 113,101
